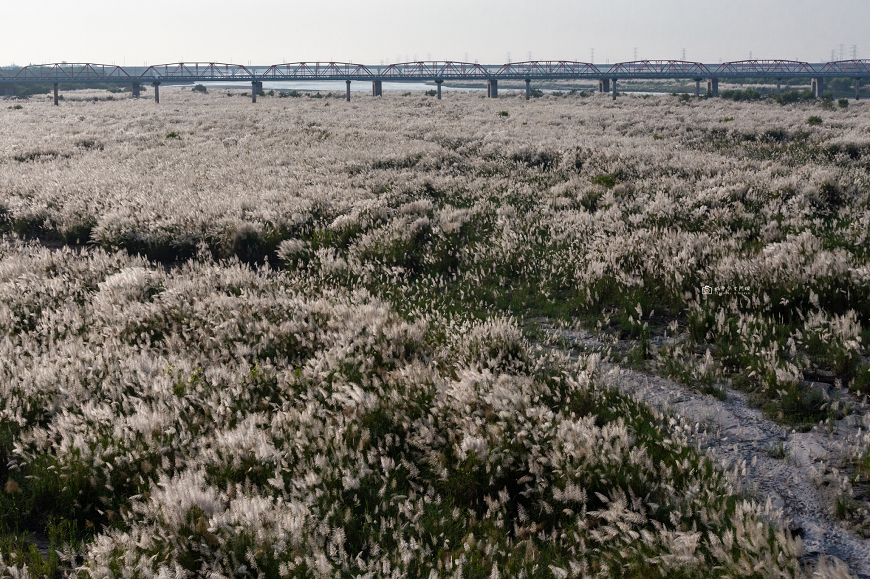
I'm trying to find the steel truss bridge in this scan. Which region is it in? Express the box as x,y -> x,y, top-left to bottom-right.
2,59 -> 868,104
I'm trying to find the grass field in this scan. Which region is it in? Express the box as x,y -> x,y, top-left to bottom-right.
0,87 -> 868,577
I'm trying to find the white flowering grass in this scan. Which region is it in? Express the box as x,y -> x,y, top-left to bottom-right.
0,239 -> 806,577
1,88 -> 868,576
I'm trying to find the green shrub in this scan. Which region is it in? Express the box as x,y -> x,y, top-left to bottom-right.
838,98 -> 849,109
165,131 -> 180,139
720,88 -> 761,101
771,90 -> 815,105
497,110 -> 509,117
191,84 -> 207,93
852,365 -> 870,394
591,173 -> 618,188
807,115 -> 823,126
424,89 -> 437,97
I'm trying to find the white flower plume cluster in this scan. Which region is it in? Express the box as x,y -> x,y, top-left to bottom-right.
1,88 -> 867,576
0,239 -> 802,577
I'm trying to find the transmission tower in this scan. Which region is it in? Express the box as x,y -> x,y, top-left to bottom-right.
840,44 -> 845,60
681,48 -> 686,61
634,47 -> 638,60
591,48 -> 594,63
852,45 -> 858,59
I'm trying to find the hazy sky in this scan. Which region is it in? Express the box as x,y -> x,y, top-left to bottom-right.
3,0 -> 867,66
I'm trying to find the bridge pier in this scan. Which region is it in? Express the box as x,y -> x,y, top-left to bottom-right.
3,86 -> 11,99
436,80 -> 443,99
811,78 -> 824,98
598,78 -> 610,93
706,78 -> 718,96
694,79 -> 700,97
856,78 -> 861,101
53,83 -> 59,106
346,80 -> 351,101
525,78 -> 530,100
372,80 -> 382,96
612,78 -> 617,100
132,82 -> 140,98
152,82 -> 160,104
776,78 -> 781,93
487,79 -> 498,98
251,81 -> 262,103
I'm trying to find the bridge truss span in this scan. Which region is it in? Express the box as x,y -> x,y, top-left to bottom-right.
1,63 -> 131,82
260,62 -> 374,81
607,60 -> 711,78
378,61 -> 487,80
819,60 -> 870,76
495,61 -> 602,79
714,60 -> 814,76
141,63 -> 253,82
